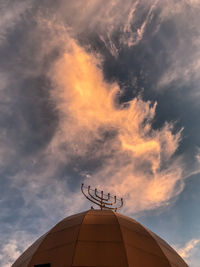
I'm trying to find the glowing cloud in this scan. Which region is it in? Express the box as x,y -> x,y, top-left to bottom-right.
177,239 -> 200,259
48,35 -> 183,213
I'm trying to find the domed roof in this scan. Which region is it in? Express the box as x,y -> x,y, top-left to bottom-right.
12,209 -> 188,267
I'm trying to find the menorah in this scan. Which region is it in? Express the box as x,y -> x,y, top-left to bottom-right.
81,183 -> 123,211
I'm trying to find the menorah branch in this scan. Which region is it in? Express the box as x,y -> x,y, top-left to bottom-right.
81,183 -> 123,211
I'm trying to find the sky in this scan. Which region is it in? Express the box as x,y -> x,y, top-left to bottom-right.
0,0 -> 200,266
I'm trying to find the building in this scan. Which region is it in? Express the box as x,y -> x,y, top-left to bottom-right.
12,209 -> 188,266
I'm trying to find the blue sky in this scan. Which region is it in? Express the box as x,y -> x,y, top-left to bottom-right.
0,1 -> 200,266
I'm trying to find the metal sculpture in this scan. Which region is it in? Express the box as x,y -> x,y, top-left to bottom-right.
81,183 -> 123,211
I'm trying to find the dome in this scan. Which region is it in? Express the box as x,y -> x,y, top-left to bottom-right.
12,209 -> 188,267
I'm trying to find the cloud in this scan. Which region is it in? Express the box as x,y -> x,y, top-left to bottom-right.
0,0 -> 32,46
154,1 -> 200,93
47,33 -> 184,213
157,41 -> 200,92
0,230 -> 36,267
55,0 -> 137,35
0,239 -> 21,267
1,159 -> 87,265
1,1 -> 200,265
177,239 -> 200,259
121,0 -> 159,47
42,0 -> 159,57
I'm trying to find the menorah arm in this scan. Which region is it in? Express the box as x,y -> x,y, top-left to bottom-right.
87,187 -> 115,207
95,189 -> 110,201
81,184 -> 103,208
99,198 -> 117,206
103,198 -> 123,209
88,186 -> 119,206
101,195 -> 117,205
103,206 -> 122,211
118,198 -> 123,209
106,201 -> 123,211
88,186 -> 103,204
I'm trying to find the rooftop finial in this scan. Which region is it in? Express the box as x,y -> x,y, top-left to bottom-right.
81,183 -> 123,212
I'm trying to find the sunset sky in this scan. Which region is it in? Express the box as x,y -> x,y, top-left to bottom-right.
1,1 -> 200,266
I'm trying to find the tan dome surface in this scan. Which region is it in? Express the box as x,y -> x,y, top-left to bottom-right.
12,209 -> 188,267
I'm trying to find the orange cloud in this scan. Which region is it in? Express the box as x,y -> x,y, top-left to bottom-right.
177,239 -> 200,259
48,36 -> 183,213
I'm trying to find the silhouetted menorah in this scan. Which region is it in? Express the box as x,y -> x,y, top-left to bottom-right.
81,183 -> 123,211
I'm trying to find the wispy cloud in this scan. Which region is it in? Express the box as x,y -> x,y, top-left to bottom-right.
155,1 -> 200,94
48,32 -> 184,213
121,0 -> 158,47
177,239 -> 200,259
